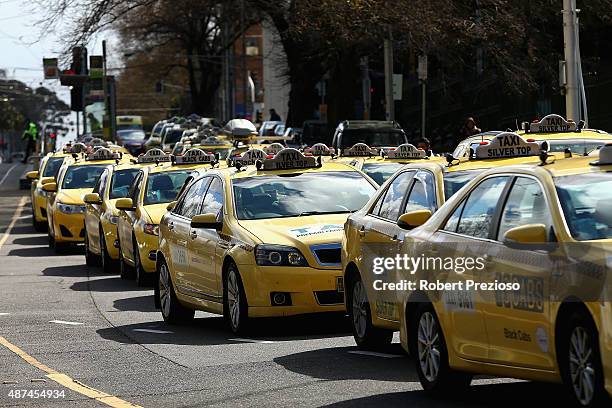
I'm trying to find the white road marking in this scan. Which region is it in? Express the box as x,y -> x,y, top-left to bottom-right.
229,338 -> 275,344
348,350 -> 404,358
49,320 -> 84,326
0,164 -> 17,187
0,313 -> 9,316
0,196 -> 27,251
132,329 -> 174,334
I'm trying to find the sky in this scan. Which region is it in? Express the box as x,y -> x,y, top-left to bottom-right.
0,0 -> 116,103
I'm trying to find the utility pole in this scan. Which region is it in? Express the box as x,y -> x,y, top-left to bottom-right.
240,0 -> 248,118
384,27 -> 394,121
563,0 -> 580,122
360,57 -> 371,120
418,55 -> 428,139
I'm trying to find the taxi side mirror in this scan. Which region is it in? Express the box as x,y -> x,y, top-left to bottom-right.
115,198 -> 135,211
42,182 -> 57,193
191,213 -> 222,230
41,177 -> 55,185
166,201 -> 177,211
397,210 -> 432,230
83,193 -> 102,205
26,171 -> 39,180
503,224 -> 552,251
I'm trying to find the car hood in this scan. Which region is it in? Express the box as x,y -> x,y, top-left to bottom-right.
142,203 -> 171,224
56,188 -> 90,205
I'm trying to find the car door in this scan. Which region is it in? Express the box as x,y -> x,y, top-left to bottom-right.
359,171 -> 415,322
118,171 -> 143,263
188,177 -> 225,299
167,177 -> 210,296
85,168 -> 109,254
478,176 -> 556,369
425,175 -> 512,361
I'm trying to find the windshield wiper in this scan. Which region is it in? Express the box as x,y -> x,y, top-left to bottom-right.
296,210 -> 352,217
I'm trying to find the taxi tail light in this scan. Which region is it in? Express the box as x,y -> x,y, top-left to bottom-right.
479,141 -> 489,145
526,138 -> 536,142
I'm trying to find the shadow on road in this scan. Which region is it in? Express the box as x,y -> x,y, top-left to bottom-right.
320,382 -> 568,407
274,344 -> 411,383
97,312 -> 353,346
70,275 -> 146,292
113,295 -> 157,312
12,235 -> 49,246
42,264 -> 91,277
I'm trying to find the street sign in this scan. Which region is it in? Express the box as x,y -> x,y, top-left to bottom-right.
418,55 -> 428,81
89,56 -> 104,79
43,58 -> 59,79
393,74 -> 403,100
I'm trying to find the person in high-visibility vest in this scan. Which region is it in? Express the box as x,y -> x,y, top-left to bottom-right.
21,120 -> 38,163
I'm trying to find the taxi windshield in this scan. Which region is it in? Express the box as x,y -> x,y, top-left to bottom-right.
61,165 -> 108,189
547,139 -> 607,155
110,169 -> 140,199
164,129 -> 184,144
443,170 -> 482,199
144,170 -> 191,205
556,173 -> 612,240
361,162 -> 404,185
233,171 -> 376,220
42,157 -> 64,178
342,129 -> 406,147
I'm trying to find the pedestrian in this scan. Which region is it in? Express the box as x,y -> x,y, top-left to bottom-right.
417,137 -> 433,156
459,117 -> 482,139
269,109 -> 281,122
22,119 -> 38,163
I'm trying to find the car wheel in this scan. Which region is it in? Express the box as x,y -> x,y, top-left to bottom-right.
99,225 -> 114,273
410,303 -> 472,394
158,261 -> 194,324
47,231 -> 55,249
84,233 -> 100,267
133,235 -> 150,287
32,215 -> 46,232
348,275 -> 393,350
119,245 -> 134,280
223,262 -> 249,334
560,310 -> 608,407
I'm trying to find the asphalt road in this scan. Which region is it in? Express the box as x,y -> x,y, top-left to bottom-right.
0,163 -> 575,407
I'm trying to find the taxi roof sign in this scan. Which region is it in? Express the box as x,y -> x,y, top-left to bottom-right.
137,148 -> 172,164
263,143 -> 285,156
304,143 -> 336,156
342,143 -> 379,157
231,148 -> 267,166
528,114 -> 577,133
173,148 -> 216,165
66,142 -> 87,154
86,147 -> 121,161
386,143 -> 426,159
475,132 -> 542,159
260,148 -> 319,171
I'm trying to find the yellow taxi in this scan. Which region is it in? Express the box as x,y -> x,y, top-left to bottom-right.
155,148 -> 378,333
342,133 -> 568,349
26,151 -> 74,231
82,150 -> 163,272
452,114 -> 612,160
45,147 -> 125,252
335,142 -> 445,185
116,148 -> 217,285
387,142 -> 612,406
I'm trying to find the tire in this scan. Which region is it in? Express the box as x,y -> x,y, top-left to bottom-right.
559,310 -> 608,407
119,245 -> 135,280
99,225 -> 115,273
158,261 -> 194,324
223,262 -> 249,334
409,303 -> 472,394
84,233 -> 100,267
32,215 -> 46,232
348,274 -> 393,350
133,237 -> 150,287
47,231 -> 55,249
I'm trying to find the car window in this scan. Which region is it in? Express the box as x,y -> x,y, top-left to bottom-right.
404,170 -> 436,213
110,169 -> 140,199
442,200 -> 466,233
455,176 -> 510,239
378,171 -> 415,221
497,177 -> 550,241
129,172 -> 144,204
93,169 -> 109,196
178,178 -> 209,219
443,170 -> 482,199
361,162 -> 404,185
144,170 -> 191,205
61,165 -> 108,189
200,178 -> 223,217
42,157 -> 64,178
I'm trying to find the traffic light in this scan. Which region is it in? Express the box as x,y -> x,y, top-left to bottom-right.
71,86 -> 83,111
71,46 -> 88,75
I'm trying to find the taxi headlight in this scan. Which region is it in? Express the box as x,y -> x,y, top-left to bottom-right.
57,203 -> 86,214
144,224 -> 159,236
255,245 -> 308,267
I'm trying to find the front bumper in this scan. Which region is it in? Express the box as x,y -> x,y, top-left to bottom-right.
33,192 -> 48,222
52,211 -> 85,243
239,264 -> 345,317
136,232 -> 159,273
103,224 -> 119,260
